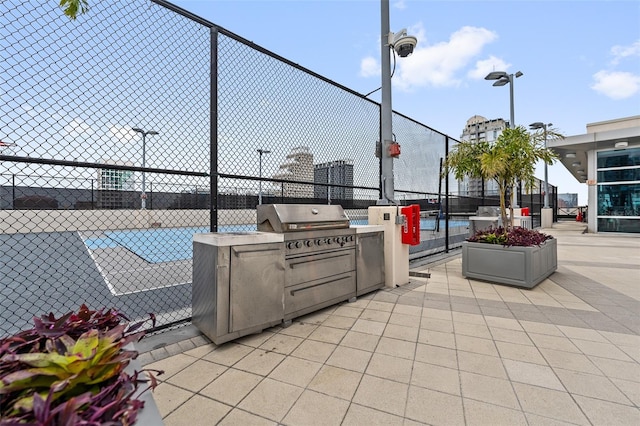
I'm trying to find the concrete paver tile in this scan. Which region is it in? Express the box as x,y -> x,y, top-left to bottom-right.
420,317 -> 454,333
573,394 -> 640,426
353,375 -> 408,417
258,333 -> 304,355
340,330 -> 380,352
282,390 -> 350,426
422,307 -> 453,320
455,334 -> 499,357
392,304 -> 422,316
382,323 -> 419,341
538,347 -> 602,375
341,403 -> 404,426
463,399 -> 528,426
166,359 -> 227,392
484,316 -> 524,331
557,325 -> 609,342
326,345 -> 373,373
513,382 -> 589,425
414,343 -> 458,369
308,365 -> 362,400
411,360 -> 461,395
201,343 -> 253,367
366,300 -> 395,312
278,322 -> 317,339
333,305 -> 363,319
496,341 -> 547,365
235,330 -> 276,347
525,412 -> 587,426
417,328 -> 456,349
588,356 -> 640,382
268,356 -> 322,388
183,342 -> 216,359
351,318 -> 387,336
453,322 -> 492,339
527,333 -> 580,353
306,325 -> 348,344
290,339 -> 336,363
152,382 -> 194,418
457,351 -> 508,379
322,315 -> 357,330
503,359 -> 564,390
200,368 -> 263,406
146,353 -> 198,380
375,336 -> 416,359
233,348 -> 285,376
163,395 -> 231,426
610,377 -> 640,406
360,308 -> 392,323
217,408 -> 277,426
237,377 -> 303,422
489,327 -> 534,345
406,386 -> 465,425
459,371 -> 520,410
554,367 -> 633,405
366,352 -> 413,383
572,339 -> 633,361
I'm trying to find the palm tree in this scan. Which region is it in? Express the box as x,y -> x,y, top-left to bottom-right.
444,125 -> 560,228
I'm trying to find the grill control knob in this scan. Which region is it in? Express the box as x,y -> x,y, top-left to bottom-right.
295,241 -> 302,248
316,239 -> 323,246
286,242 -> 295,249
305,240 -> 313,247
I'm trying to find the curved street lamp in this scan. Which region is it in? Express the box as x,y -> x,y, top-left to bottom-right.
485,70 -> 523,128
132,128 -> 159,209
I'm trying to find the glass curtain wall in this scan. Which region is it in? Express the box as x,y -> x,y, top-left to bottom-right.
596,147 -> 640,233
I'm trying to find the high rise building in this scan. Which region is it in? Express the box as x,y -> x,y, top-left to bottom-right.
314,160 -> 354,202
271,146 -> 314,198
97,160 -> 135,208
458,115 -> 508,197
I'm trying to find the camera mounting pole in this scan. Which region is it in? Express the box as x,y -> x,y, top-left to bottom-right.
378,0 -> 394,205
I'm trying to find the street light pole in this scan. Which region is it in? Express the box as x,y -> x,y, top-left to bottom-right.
530,122 -> 552,208
257,149 -> 271,205
485,70 -> 523,129
132,128 -> 159,209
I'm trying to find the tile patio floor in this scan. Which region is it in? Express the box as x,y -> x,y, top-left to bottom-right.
138,221 -> 640,425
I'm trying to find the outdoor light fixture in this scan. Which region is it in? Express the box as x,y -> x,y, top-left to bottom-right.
530,122 -> 552,209
257,149 -> 271,205
577,170 -> 585,174
571,162 -> 581,167
485,70 -> 523,128
565,152 -> 576,158
615,141 -> 628,148
132,128 -> 159,210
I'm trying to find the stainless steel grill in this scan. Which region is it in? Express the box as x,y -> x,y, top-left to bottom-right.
257,204 -> 357,322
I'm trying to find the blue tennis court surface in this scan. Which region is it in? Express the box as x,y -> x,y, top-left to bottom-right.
83,219 -> 468,264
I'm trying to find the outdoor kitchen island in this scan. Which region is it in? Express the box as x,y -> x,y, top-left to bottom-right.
192,204 -> 384,344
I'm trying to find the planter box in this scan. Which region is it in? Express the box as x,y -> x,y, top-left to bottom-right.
462,238 -> 557,288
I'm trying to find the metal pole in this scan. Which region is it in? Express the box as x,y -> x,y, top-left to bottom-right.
141,133 -> 146,209
543,124 -> 549,208
508,73 -> 515,129
378,0 -> 394,205
258,151 -> 263,205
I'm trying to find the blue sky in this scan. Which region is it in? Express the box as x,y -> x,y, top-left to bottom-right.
172,0 -> 640,204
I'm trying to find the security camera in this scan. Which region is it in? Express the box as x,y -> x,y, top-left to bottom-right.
388,29 -> 417,58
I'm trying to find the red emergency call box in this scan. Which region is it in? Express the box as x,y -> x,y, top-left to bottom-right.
401,204 -> 420,245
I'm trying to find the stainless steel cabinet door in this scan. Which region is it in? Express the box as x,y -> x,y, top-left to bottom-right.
229,243 -> 284,332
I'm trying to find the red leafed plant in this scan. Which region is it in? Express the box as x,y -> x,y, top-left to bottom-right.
467,226 -> 553,247
0,305 -> 163,425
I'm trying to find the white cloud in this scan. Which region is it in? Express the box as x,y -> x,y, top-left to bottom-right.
610,40 -> 640,65
591,70 -> 640,99
64,118 -> 94,136
467,55 -> 511,80
360,56 -> 380,77
392,25 -> 498,90
393,0 -> 407,10
109,125 -> 138,142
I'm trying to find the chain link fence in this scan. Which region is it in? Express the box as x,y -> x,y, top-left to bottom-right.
3,0 -> 538,337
